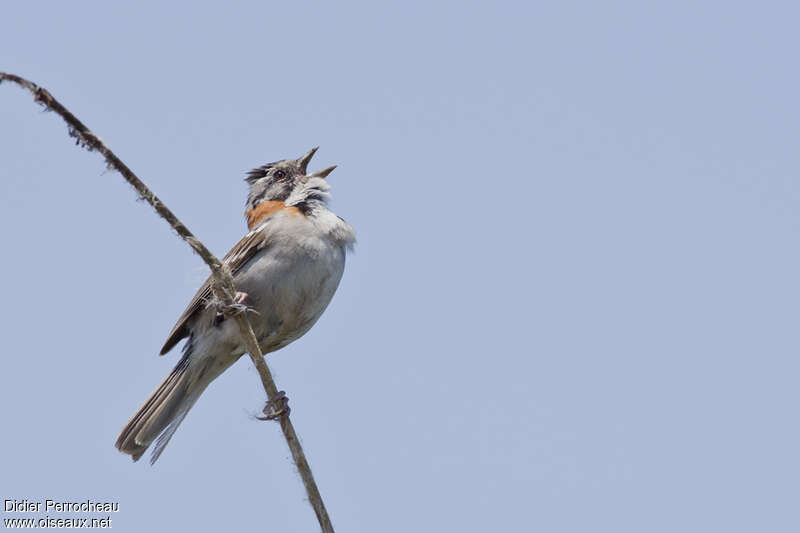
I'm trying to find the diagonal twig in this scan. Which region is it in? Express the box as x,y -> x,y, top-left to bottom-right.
0,72 -> 334,533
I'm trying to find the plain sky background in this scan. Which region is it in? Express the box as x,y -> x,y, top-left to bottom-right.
2,1 -> 799,531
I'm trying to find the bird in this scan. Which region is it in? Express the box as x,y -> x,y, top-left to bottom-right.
116,147 -> 355,464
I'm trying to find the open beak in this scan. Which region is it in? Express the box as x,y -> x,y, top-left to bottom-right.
297,146 -> 319,175
308,165 -> 336,179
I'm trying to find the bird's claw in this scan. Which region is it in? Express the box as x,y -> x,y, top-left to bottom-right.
215,292 -> 250,323
256,391 -> 290,421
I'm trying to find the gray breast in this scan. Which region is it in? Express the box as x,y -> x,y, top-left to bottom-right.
237,237 -> 346,353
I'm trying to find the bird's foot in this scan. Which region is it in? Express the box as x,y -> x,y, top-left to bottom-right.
216,292 -> 250,323
256,391 -> 291,421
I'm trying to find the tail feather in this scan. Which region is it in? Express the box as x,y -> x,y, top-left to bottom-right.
116,355 -> 201,463
148,387 -> 204,464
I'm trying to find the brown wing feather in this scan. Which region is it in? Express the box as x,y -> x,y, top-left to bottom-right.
159,229 -> 269,355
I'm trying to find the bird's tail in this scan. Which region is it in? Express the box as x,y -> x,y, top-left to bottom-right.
115,354 -> 209,464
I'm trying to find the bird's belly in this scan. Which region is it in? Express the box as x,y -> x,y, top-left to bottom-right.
235,242 -> 346,353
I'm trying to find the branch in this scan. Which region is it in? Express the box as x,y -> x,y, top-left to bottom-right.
1,72 -> 334,533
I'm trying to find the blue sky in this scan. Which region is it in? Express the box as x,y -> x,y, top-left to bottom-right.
2,2 -> 799,531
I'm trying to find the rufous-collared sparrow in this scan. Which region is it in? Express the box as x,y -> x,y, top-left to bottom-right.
116,147 -> 355,463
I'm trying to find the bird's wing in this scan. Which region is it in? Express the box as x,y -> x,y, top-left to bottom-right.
159,226 -> 270,355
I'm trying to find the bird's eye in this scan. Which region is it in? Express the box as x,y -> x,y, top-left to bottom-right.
274,170 -> 286,179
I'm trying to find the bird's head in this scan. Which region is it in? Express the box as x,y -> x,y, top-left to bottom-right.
244,147 -> 335,211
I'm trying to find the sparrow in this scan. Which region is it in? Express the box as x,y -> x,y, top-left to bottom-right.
116,147 -> 355,464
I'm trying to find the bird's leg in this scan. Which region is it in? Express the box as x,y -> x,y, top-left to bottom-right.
256,391 -> 291,421
214,292 -> 250,324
